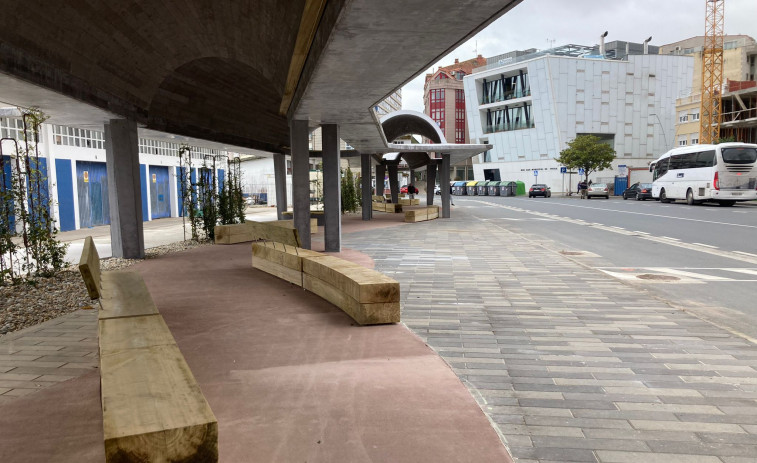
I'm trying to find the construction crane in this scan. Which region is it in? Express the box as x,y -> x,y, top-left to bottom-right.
699,0 -> 725,144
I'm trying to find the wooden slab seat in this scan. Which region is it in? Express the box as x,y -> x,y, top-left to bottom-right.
215,219 -> 311,245
78,236 -> 218,463
281,210 -> 326,225
372,202 -> 403,213
252,242 -> 400,325
404,205 -> 440,223
399,197 -> 420,206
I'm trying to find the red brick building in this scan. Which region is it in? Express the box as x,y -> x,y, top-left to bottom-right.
423,55 -> 486,179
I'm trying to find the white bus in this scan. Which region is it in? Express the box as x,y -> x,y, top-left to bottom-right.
650,143 -> 757,206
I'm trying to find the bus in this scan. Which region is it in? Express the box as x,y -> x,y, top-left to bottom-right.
650,143 -> 757,206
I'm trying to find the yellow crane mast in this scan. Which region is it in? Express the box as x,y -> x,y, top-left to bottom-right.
699,0 -> 725,144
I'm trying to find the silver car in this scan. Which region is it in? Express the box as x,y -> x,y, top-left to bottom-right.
587,183 -> 610,199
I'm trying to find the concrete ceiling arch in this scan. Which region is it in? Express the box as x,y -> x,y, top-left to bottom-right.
380,110 -> 447,144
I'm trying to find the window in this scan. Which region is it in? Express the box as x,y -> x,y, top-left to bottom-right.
455,89 -> 466,143
691,112 -> 700,122
481,70 -> 530,104
429,88 -> 445,132
677,135 -> 687,146
52,125 -> 104,149
485,103 -> 534,134
691,137 -> 699,145
678,111 -> 688,123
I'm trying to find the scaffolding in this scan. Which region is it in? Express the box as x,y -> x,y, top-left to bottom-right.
699,0 -> 725,143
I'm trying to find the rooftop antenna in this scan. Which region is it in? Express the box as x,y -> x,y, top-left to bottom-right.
546,38 -> 555,49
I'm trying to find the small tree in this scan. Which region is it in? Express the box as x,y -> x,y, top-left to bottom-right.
556,135 -> 616,184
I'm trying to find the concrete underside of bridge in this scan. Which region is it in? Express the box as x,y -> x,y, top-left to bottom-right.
0,0 -> 521,152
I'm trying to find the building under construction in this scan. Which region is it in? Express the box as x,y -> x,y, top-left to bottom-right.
721,80 -> 757,143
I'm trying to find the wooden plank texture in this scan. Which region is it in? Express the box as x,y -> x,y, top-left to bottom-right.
215,221 -> 301,247
100,344 -> 218,462
99,271 -> 159,320
98,315 -> 176,357
303,274 -> 400,325
78,236 -> 102,299
302,256 -> 399,303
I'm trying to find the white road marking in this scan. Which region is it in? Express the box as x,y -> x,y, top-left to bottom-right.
726,268 -> 757,276
660,236 -> 681,241
693,243 -> 718,249
735,251 -> 757,258
654,267 -> 731,281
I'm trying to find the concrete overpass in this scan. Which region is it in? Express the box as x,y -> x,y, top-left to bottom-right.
0,0 -> 522,256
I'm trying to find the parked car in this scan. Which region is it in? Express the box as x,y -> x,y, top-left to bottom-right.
622,182 -> 653,200
587,183 -> 610,199
528,184 -> 551,198
434,184 -> 441,195
400,184 -> 418,194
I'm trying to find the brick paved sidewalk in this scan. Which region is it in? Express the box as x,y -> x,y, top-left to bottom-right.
0,310 -> 98,404
346,210 -> 757,463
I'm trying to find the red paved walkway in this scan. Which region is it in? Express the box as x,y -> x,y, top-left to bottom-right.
0,215 -> 511,462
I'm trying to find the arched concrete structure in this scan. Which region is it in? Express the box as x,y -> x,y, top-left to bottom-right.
380,110 -> 447,144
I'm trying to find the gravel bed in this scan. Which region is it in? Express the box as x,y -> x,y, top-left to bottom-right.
0,240 -> 210,337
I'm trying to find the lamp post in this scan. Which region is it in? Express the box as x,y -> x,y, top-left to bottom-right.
650,113 -> 668,150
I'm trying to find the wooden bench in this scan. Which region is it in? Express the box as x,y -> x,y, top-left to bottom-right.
281,210 -> 325,226
371,195 -> 402,213
215,219 -> 305,246
404,205 -> 440,223
251,242 -> 400,325
399,197 -> 420,206
78,236 -> 218,462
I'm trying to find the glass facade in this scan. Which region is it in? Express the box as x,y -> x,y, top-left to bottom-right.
429,88 -> 445,132
482,71 -> 530,104
485,103 -> 534,134
455,89 -> 466,143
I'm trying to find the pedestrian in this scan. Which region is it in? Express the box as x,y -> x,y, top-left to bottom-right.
407,183 -> 415,199
579,180 -> 588,199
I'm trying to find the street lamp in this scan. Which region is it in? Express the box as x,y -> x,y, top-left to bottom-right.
650,113 -> 668,149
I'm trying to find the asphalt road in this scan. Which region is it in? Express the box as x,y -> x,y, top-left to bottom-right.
455,194 -> 757,340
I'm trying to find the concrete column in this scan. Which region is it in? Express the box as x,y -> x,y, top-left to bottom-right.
273,153 -> 287,220
388,164 -> 399,203
290,119 -> 311,249
375,164 -> 386,196
105,119 -> 144,259
426,162 -> 437,206
361,153 -> 371,220
321,124 -> 341,252
440,153 -> 451,219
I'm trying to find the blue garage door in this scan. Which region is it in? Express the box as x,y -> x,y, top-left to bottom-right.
149,166 -> 171,219
55,159 -> 76,231
76,161 -> 110,228
1,155 -> 14,232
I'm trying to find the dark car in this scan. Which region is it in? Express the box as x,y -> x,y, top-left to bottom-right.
400,184 -> 418,194
622,182 -> 653,201
528,184 -> 551,198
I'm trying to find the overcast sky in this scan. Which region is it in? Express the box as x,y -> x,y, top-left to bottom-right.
402,0 -> 757,112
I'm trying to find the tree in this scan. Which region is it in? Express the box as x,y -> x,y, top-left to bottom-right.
556,135 -> 616,184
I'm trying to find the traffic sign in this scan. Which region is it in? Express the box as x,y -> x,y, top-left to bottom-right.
560,167 -> 567,174
533,170 -> 539,177
578,168 -> 585,175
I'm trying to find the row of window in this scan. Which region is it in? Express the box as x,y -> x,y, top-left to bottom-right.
429,88 -> 445,132
678,111 -> 700,123
654,150 -> 716,178
455,89 -> 466,144
0,117 -> 26,141
677,134 -> 700,146
53,125 -> 105,149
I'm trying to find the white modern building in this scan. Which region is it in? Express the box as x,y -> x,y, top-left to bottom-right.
463,45 -> 693,192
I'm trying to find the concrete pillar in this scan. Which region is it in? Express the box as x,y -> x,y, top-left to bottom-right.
376,164 -> 386,196
290,119 -> 311,249
361,153 -> 372,220
388,164 -> 399,203
105,119 -> 144,259
273,153 -> 287,220
321,124 -> 341,252
440,153 -> 451,218
426,162 -> 437,206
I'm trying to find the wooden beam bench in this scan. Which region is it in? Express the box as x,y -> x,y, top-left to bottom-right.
399,197 -> 420,206
215,219 -> 307,246
371,195 -> 402,213
404,205 -> 440,223
281,210 -> 325,226
251,242 -> 400,325
78,236 -> 218,463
